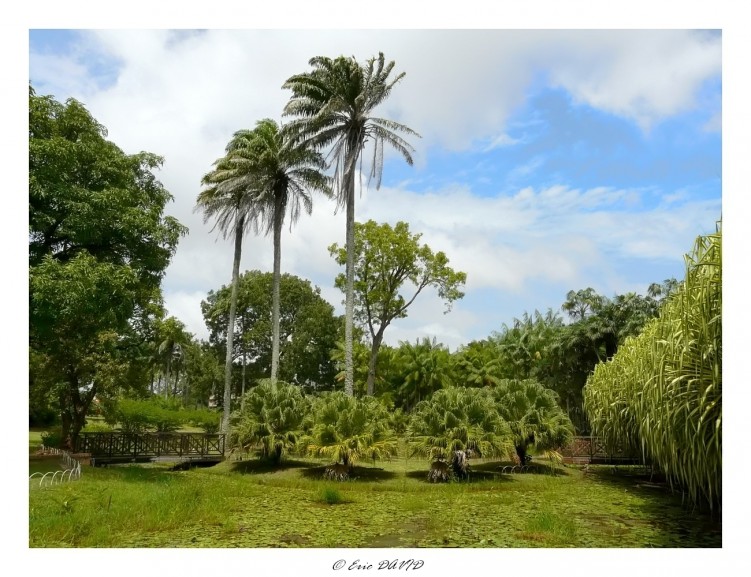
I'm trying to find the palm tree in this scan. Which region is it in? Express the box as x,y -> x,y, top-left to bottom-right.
233,119 -> 331,382
408,386 -> 513,482
283,52 -> 420,396
304,391 -> 398,479
231,379 -> 310,464
490,379 -> 575,465
395,337 -> 453,411
195,139 -> 268,434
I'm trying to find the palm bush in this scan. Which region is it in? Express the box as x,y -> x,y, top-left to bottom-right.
304,392 -> 398,475
407,387 -> 514,481
231,380 -> 310,464
584,225 -> 721,509
490,379 -> 575,464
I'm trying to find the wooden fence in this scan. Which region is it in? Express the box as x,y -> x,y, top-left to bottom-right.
560,436 -> 640,465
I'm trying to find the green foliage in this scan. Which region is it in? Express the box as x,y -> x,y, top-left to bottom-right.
40,429 -> 63,449
29,86 -> 186,447
104,397 -> 188,433
329,220 -> 465,395
408,387 -> 513,463
584,226 -> 721,509
317,486 -> 345,505
490,379 -> 575,462
81,422 -> 114,433
202,271 -> 340,389
305,392 -> 398,468
231,380 -> 310,463
452,339 -> 503,388
394,337 -> 454,410
189,408 -> 221,434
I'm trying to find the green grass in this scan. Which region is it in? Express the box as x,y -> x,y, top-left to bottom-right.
28,454 -> 721,548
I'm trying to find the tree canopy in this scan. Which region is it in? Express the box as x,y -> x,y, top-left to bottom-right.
329,220 -> 466,395
29,86 -> 186,447
201,270 -> 340,391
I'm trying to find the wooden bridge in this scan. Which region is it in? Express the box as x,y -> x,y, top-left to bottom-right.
75,432 -> 226,466
560,436 -> 640,465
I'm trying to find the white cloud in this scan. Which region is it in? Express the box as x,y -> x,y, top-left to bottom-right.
27,29 -> 722,347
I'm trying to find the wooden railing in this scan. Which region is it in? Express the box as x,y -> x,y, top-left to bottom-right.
76,432 -> 225,463
560,436 -> 640,464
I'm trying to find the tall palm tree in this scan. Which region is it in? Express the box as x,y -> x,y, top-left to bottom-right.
282,52 -> 419,396
195,140 -> 268,434
233,119 -> 331,382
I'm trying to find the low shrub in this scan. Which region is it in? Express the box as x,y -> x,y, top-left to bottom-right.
40,429 -> 62,449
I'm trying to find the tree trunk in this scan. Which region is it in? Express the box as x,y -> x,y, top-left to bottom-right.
515,444 -> 527,465
59,372 -> 95,451
241,346 -> 246,410
222,216 -> 244,434
271,191 -> 284,382
366,330 -> 385,396
344,150 -> 356,397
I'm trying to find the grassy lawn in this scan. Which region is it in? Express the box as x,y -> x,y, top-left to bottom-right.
28,455 -> 721,548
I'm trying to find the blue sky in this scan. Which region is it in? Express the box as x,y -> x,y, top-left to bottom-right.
28,29 -> 723,351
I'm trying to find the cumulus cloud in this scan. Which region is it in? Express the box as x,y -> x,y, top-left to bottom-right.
27,29 -> 722,346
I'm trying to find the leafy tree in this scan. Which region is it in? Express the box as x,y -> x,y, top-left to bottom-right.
227,120 -> 331,381
305,391 -> 398,474
196,133 -> 269,433
181,340 -> 223,408
202,271 -> 340,390
490,379 -> 575,464
408,387 -> 513,481
329,220 -> 466,395
283,53 -> 420,396
231,380 -> 310,464
29,87 -> 186,448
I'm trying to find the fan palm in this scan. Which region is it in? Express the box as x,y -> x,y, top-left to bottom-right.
283,52 -> 420,396
232,119 -> 331,381
490,379 -> 575,464
408,387 -> 514,481
231,379 -> 310,464
195,138 -> 268,433
304,391 -> 398,475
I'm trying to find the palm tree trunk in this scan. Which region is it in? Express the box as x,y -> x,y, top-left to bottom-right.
344,150 -> 356,397
222,216 -> 244,434
241,346 -> 246,410
271,191 -> 284,382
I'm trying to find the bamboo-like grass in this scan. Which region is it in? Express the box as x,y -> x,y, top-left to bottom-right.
584,225 -> 721,509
